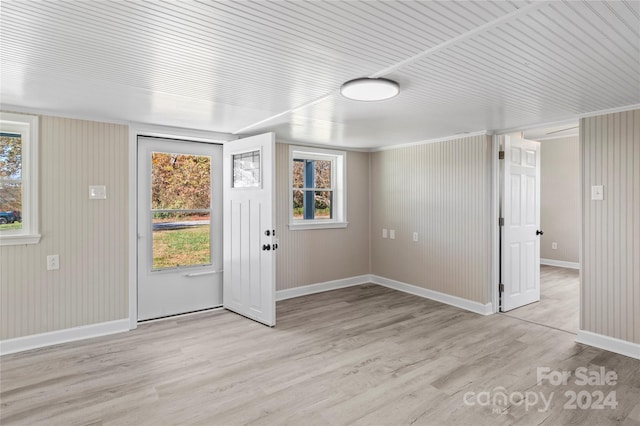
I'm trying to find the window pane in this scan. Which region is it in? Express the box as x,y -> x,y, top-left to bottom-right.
152,152 -> 210,210
0,132 -> 23,230
314,191 -> 333,219
152,212 -> 211,270
293,190 -> 304,219
233,150 -> 261,188
314,160 -> 331,189
292,159 -> 304,188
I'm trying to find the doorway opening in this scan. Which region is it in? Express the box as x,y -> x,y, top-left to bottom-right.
495,122 -> 580,334
137,136 -> 223,321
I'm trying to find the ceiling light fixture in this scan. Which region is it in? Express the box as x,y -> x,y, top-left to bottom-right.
340,78 -> 400,101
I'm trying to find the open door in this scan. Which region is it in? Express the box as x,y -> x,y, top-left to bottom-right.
223,133 -> 276,326
500,135 -> 541,312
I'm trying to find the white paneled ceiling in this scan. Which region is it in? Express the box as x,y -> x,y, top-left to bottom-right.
1,0 -> 638,148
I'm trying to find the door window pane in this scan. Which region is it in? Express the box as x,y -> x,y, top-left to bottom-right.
233,150 -> 261,188
152,212 -> 211,270
150,152 -> 212,270
151,152 -> 210,209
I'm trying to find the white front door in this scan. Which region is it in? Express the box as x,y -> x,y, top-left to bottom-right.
223,133 -> 276,326
500,135 -> 541,312
137,136 -> 223,320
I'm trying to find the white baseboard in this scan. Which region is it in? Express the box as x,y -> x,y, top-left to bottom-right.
541,258 -> 580,269
0,319 -> 130,356
276,275 -> 372,301
576,330 -> 640,360
371,275 -> 494,316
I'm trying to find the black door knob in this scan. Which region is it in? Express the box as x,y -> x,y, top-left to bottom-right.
536,230 -> 544,236
262,244 -> 271,251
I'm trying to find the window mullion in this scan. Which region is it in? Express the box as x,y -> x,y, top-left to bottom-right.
303,159 -> 314,220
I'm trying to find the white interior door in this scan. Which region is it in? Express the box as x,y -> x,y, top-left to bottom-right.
137,137 -> 223,320
223,133 -> 276,326
500,135 -> 541,312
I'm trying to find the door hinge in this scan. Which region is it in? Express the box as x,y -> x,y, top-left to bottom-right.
499,283 -> 504,293
498,150 -> 505,159
498,217 -> 504,226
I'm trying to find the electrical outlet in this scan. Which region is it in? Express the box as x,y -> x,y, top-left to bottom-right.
552,242 -> 558,250
382,228 -> 388,239
47,255 -> 59,271
389,230 -> 395,240
413,232 -> 418,242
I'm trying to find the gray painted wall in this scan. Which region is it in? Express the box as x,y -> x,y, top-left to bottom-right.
0,115 -> 129,340
540,136 -> 579,263
3,110 -> 638,349
275,143 -> 370,290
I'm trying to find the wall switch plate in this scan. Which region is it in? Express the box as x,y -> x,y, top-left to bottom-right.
413,232 -> 419,242
591,185 -> 604,201
552,242 -> 558,250
47,255 -> 59,270
89,185 -> 107,200
382,228 -> 388,239
389,230 -> 395,240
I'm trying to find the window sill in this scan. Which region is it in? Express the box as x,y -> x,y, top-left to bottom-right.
0,233 -> 41,246
288,221 -> 348,231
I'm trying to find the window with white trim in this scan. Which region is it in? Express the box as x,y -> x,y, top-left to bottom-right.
0,112 -> 40,245
289,146 -> 346,230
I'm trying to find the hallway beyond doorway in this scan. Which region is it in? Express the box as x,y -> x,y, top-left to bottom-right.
502,265 -> 579,333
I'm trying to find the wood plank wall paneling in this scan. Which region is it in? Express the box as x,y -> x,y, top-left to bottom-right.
581,109 -> 640,344
370,135 -> 492,304
274,143 -> 370,290
0,115 -> 129,340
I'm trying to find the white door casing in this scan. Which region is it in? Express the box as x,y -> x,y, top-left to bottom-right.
223,133 -> 276,326
137,137 -> 223,320
501,135 -> 541,311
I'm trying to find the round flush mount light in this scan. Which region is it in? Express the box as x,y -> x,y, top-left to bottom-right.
340,77 -> 400,101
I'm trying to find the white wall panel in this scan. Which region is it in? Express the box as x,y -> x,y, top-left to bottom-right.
581,109 -> 640,344
370,135 -> 492,303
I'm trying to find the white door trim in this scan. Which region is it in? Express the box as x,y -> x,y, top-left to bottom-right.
491,135 -> 500,313
490,130 -> 581,315
127,123 -> 236,330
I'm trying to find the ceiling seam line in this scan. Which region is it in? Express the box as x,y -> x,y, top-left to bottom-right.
231,1 -> 552,136
369,0 -> 552,78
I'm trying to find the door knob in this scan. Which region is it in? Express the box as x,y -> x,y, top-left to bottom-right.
262,244 -> 271,251
273,243 -> 278,250
536,230 -> 544,236
265,230 -> 271,236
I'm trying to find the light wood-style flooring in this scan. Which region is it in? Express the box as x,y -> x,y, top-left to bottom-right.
1,283 -> 639,425
502,265 -> 580,333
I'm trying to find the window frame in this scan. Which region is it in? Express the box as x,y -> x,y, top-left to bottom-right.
0,112 -> 40,246
288,145 -> 347,231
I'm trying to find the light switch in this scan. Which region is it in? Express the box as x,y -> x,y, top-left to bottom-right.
89,185 -> 107,200
413,232 -> 419,242
591,185 -> 604,201
382,228 -> 388,239
389,230 -> 395,240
